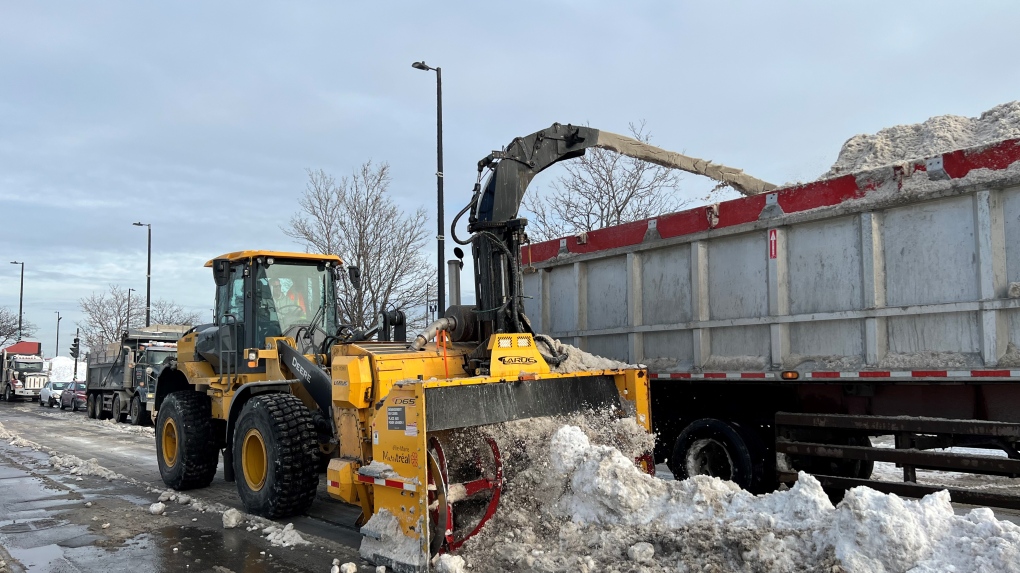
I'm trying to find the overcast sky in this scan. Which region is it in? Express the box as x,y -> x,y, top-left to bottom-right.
3,1 -> 1019,358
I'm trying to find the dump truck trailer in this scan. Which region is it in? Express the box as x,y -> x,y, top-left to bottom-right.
522,136 -> 1020,507
86,325 -> 189,424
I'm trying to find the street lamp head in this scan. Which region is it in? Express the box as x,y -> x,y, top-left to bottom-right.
412,61 -> 431,71
133,221 -> 149,227
10,261 -> 21,265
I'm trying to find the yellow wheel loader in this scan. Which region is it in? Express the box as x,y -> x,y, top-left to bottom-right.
154,123 -> 657,571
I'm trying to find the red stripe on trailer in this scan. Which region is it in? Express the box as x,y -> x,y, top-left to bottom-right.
740,372 -> 767,378
810,372 -> 841,379
857,371 -> 892,378
970,369 -> 1012,377
656,209 -> 711,239
911,370 -> 948,378
940,139 -> 1020,178
775,175 -> 865,213
703,372 -> 727,379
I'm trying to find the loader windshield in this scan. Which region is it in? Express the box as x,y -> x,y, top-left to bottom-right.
255,261 -> 338,336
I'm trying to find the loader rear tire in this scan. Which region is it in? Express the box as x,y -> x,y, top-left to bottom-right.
669,418 -> 759,491
156,392 -> 219,490
232,393 -> 318,519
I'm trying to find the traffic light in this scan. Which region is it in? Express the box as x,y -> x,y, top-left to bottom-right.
70,337 -> 80,359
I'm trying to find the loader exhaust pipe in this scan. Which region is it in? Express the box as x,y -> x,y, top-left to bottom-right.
277,340 -> 333,415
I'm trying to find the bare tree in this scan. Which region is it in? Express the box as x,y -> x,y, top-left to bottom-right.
283,163 -> 432,335
0,306 -> 37,347
78,285 -> 189,351
522,121 -> 688,242
149,299 -> 202,326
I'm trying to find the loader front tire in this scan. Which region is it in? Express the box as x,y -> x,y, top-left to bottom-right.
232,393 -> 319,519
156,392 -> 218,490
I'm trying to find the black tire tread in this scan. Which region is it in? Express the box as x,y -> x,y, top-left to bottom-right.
234,393 -> 319,518
157,391 -> 219,490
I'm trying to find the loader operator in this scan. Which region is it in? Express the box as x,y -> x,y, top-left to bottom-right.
269,277 -> 307,330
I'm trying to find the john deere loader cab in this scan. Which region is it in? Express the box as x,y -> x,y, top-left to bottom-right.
197,252 -> 342,375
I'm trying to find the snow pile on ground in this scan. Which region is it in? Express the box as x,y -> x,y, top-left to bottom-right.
149,502 -> 166,515
9,436 -> 42,450
263,523 -> 310,547
47,356 -> 87,382
453,423 -> 1020,573
48,453 -> 122,480
824,100 -> 1020,178
0,421 -> 13,440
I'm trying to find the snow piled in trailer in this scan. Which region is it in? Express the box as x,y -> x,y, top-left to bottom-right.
824,101 -> 1020,178
449,418 -> 1020,573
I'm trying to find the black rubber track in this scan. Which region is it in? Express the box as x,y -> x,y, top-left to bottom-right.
156,391 -> 219,490
232,393 -> 319,519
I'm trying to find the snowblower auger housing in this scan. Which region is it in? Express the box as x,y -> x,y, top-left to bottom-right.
326,333 -> 650,572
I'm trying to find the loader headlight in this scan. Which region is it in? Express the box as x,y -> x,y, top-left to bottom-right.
248,350 -> 258,361
498,337 -> 512,348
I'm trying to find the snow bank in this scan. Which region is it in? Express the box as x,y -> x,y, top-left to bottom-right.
824,100 -> 1020,178
47,356 -> 88,382
455,423 -> 1020,573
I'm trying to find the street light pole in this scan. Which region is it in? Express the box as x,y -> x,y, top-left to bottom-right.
54,311 -> 61,357
127,288 -> 135,334
9,261 -> 24,341
412,60 -> 445,319
133,222 -> 152,327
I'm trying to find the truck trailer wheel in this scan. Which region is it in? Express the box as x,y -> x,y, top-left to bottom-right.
112,394 -> 126,423
130,395 -> 151,426
86,394 -> 98,418
232,394 -> 318,519
156,392 -> 219,490
669,418 -> 760,491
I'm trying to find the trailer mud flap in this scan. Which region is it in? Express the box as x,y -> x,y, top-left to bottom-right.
424,375 -> 621,432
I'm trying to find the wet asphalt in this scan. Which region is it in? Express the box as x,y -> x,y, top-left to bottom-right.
0,400 -> 376,573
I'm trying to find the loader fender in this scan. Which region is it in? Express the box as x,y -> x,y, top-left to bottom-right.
224,381 -> 293,449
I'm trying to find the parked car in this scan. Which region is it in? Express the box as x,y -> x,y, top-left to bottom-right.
59,382 -> 86,411
39,381 -> 69,408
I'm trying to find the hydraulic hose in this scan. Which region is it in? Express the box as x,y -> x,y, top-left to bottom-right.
409,316 -> 459,351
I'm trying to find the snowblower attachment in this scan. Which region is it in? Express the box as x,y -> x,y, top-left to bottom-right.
327,333 -> 650,572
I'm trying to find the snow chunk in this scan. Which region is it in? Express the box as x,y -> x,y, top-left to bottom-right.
222,508 -> 244,529
262,523 -> 309,547
149,502 -> 166,515
627,541 -> 654,564
433,554 -> 466,573
339,563 -> 357,573
359,461 -> 394,478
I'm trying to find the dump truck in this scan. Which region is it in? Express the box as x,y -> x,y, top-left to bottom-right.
1,341 -> 49,402
85,324 -> 189,424
521,132 -> 1020,507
